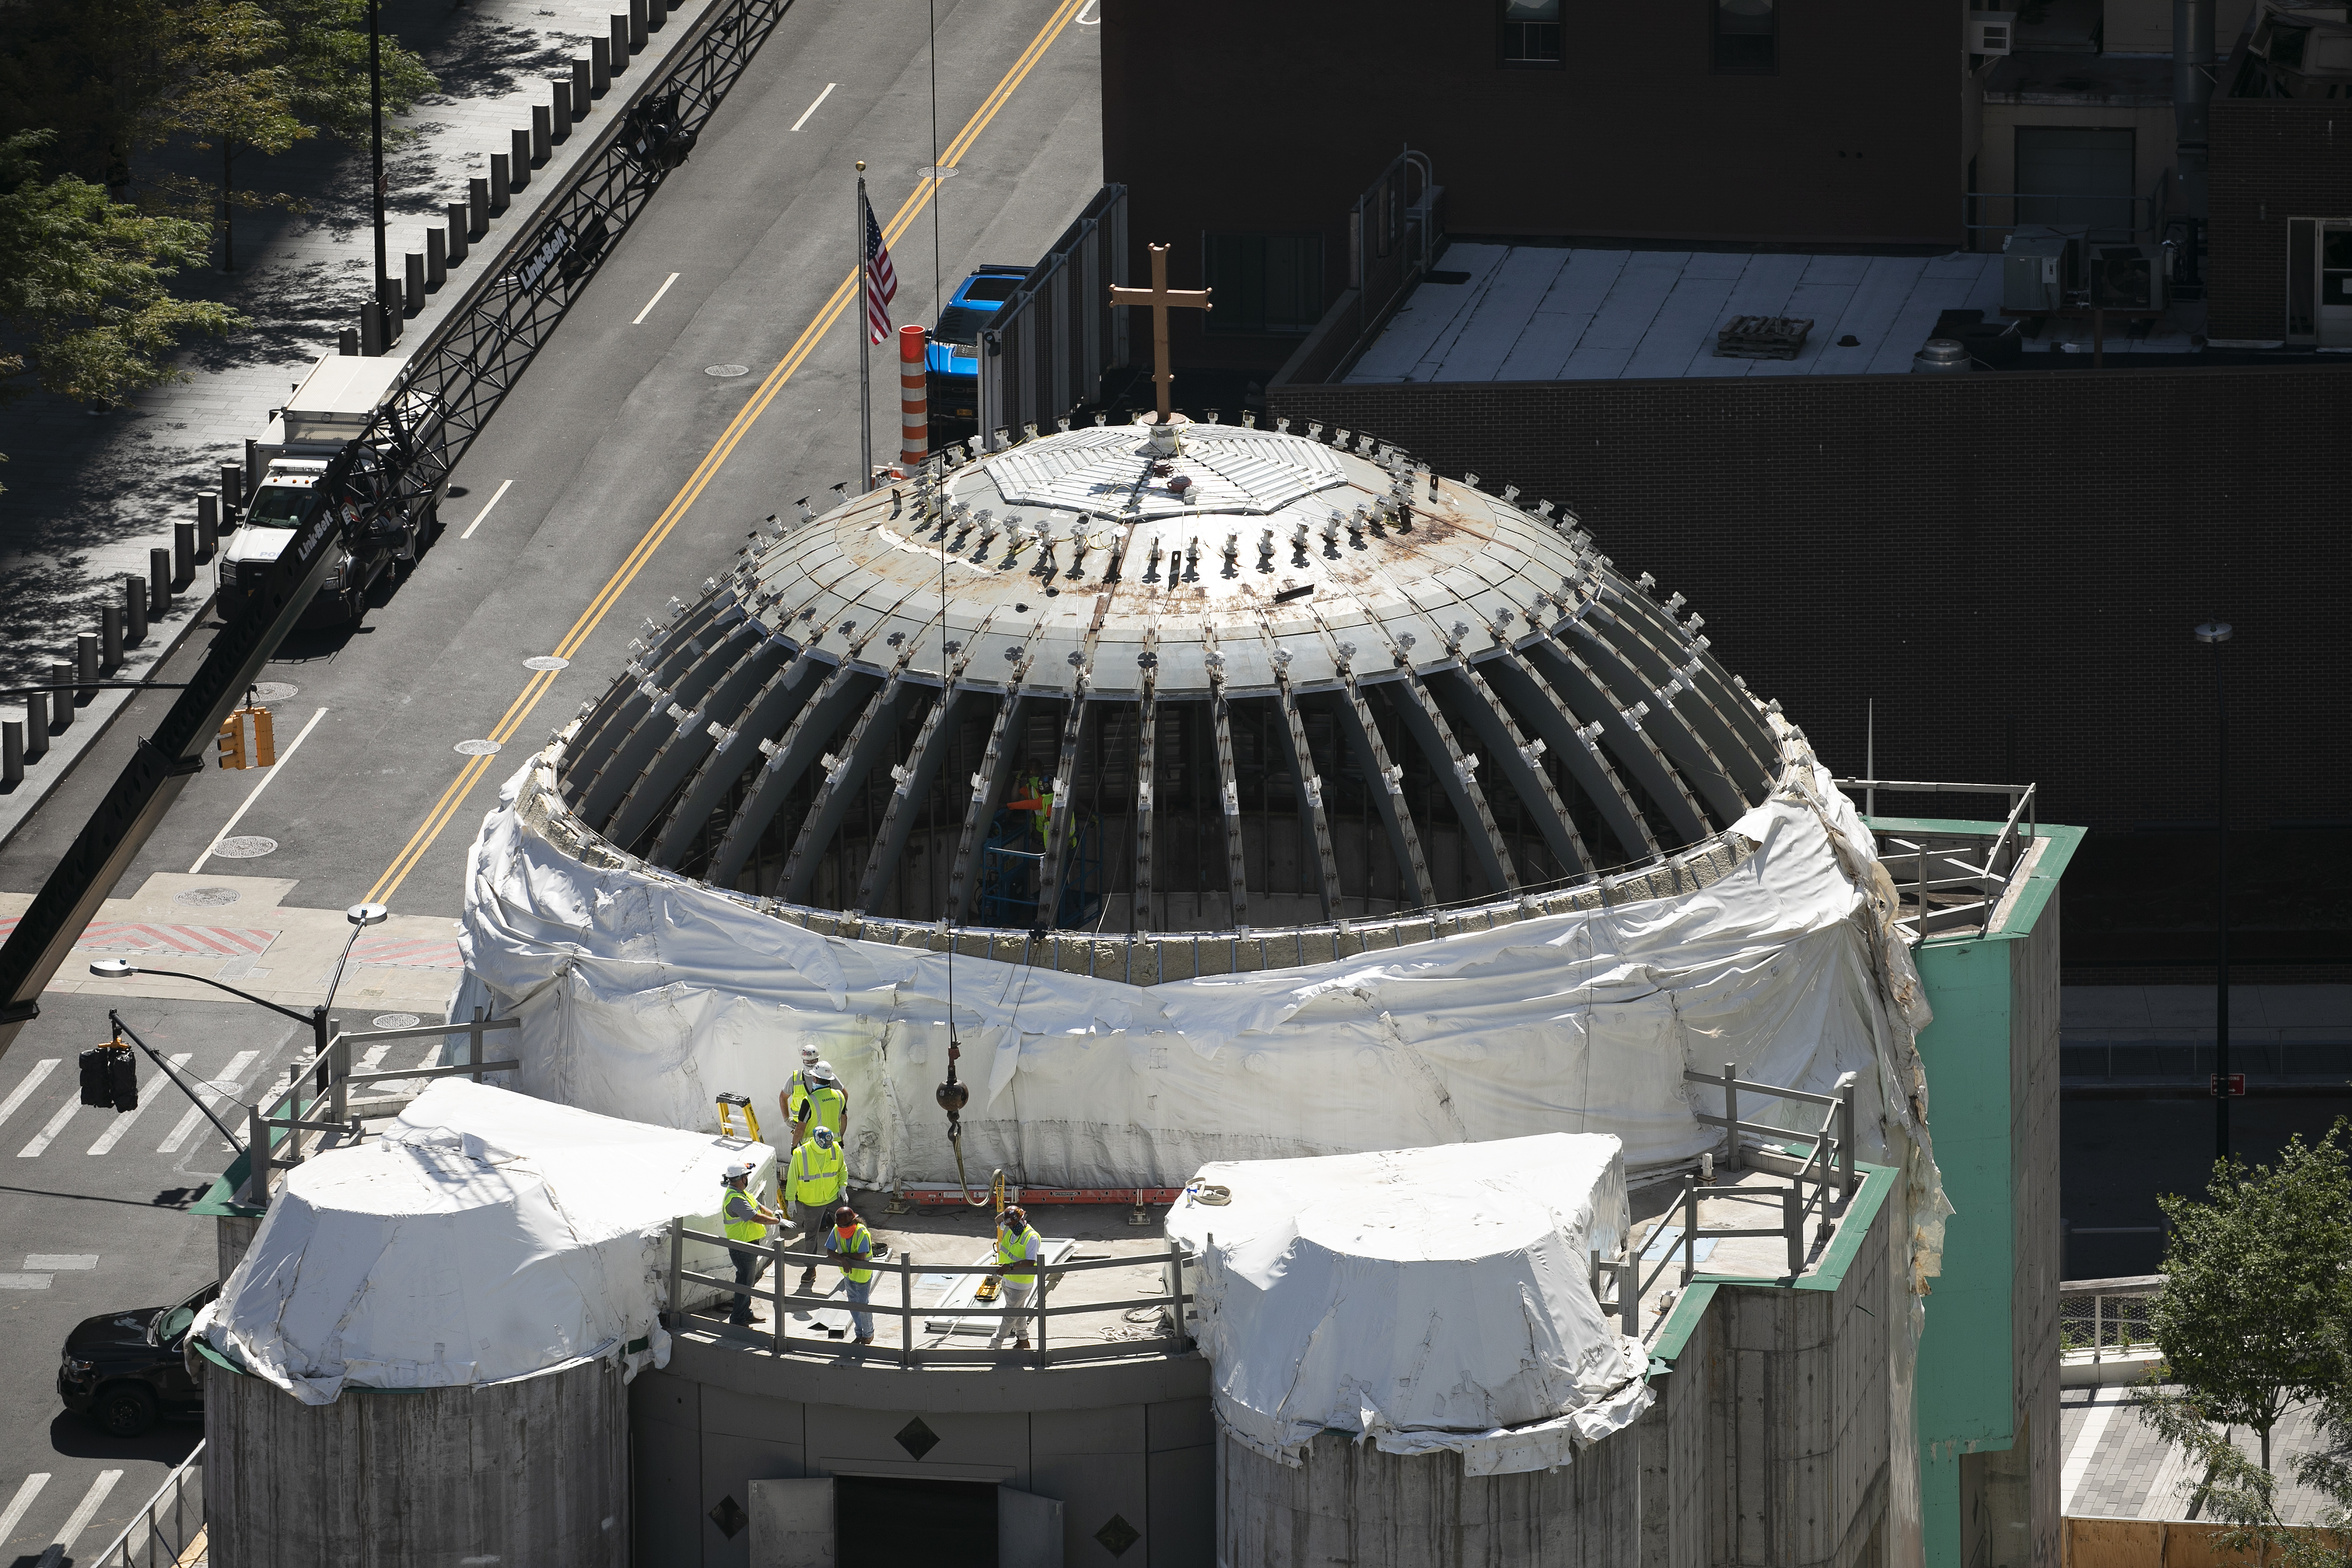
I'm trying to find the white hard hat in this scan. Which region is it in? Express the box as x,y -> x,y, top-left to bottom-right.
800,1043 -> 820,1064
725,1162 -> 756,1180
810,1059 -> 837,1083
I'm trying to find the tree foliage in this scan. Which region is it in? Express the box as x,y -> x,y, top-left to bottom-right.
0,130 -> 245,412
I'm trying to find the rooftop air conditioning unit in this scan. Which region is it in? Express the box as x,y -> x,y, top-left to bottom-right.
2090,244 -> 2167,311
1970,11 -> 2017,54
2002,226 -> 2079,312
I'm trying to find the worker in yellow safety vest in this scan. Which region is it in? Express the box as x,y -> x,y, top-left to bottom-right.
823,1204 -> 877,1345
784,1125 -> 848,1292
720,1161 -> 780,1327
789,1060 -> 848,1147
778,1043 -> 821,1147
987,1204 -> 1045,1351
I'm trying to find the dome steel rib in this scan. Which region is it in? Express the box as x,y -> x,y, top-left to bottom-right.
553,418 -> 1783,938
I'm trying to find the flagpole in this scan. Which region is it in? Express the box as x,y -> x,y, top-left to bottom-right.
856,163 -> 873,493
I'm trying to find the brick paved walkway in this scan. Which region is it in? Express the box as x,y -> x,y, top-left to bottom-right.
2062,1384 -> 2338,1524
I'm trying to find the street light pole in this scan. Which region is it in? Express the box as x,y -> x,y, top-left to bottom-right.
2195,621 -> 2232,1161
370,0 -> 387,335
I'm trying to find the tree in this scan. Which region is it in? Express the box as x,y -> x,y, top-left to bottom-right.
2139,1314 -> 2352,1567
155,2 -> 310,273
2140,1123 -> 2351,1474
0,129 -> 245,483
267,0 -> 439,146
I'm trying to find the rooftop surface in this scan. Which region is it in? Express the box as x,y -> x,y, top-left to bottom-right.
1343,243 -> 2198,385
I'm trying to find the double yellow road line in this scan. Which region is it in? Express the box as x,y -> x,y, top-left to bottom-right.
364,0 -> 1088,905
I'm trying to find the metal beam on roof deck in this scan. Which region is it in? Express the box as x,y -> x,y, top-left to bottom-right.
1583,596 -> 1771,810
1330,675 -> 1436,910
946,689 -> 1033,924
1561,614 -> 1748,827
1270,677 -> 1343,920
1480,649 -> 1659,866
707,664 -> 879,887
573,597 -> 741,828
854,684 -> 971,917
1434,665 -> 1590,879
781,669 -> 919,903
1131,675 -> 1160,932
1209,683 -> 1251,930
1032,683 -> 1096,930
604,619 -> 773,852
1384,675 -> 1519,899
1521,637 -> 1710,847
648,639 -> 822,866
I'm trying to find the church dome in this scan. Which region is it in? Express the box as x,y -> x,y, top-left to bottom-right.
546,416 -> 1785,941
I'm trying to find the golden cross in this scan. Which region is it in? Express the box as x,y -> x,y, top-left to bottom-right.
1109,243 -> 1211,426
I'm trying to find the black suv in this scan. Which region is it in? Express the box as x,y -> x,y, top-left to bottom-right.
57,1281 -> 217,1437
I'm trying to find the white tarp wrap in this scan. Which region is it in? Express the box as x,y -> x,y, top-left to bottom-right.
454,733 -> 1939,1238
1166,1134 -> 1651,1474
196,1078 -> 771,1404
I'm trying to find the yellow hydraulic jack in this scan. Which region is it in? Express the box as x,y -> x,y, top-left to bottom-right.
974,1170 -> 1011,1302
715,1092 -> 761,1143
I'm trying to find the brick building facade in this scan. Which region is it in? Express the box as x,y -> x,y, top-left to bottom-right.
2209,98 -> 2352,343
1267,364 -> 2352,971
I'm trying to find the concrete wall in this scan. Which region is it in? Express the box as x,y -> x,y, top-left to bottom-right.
1907,826 -> 2075,1568
636,1337 -> 1214,1567
203,1351 -> 628,1568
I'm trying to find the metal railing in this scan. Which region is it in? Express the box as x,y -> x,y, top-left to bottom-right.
87,1441 -> 203,1568
242,1009 -> 520,1204
1592,1068 -> 1861,1333
1962,187 -> 2164,246
2060,1274 -> 2163,1369
975,183 -> 1128,446
665,1216 -> 1194,1370
1837,779 -> 2038,943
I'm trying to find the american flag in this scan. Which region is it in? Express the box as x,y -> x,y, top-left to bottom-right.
863,198 -> 897,345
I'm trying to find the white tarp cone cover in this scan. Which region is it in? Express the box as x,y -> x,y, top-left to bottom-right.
1167,1133 -> 1651,1476
196,1079 -> 773,1404
452,734 -> 1937,1209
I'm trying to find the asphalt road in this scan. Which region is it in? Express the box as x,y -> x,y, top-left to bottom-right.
0,0 -> 1103,922
0,0 -> 1099,1548
0,993 -> 319,1561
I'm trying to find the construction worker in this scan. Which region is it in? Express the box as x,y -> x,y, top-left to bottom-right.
719,1161 -> 781,1327
987,1204 -> 1045,1351
824,1204 -> 877,1345
778,1043 -> 822,1148
784,1124 -> 848,1292
790,1059 -> 849,1147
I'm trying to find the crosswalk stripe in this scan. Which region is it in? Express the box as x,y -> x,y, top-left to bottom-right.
0,1473 -> 50,1544
50,1468 -> 122,1552
85,1055 -> 190,1156
18,1095 -> 81,1159
0,1060 -> 59,1135
155,1050 -> 260,1156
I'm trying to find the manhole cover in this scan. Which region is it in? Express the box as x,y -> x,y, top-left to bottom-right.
174,886 -> 241,907
372,1013 -> 422,1029
523,656 -> 569,671
454,739 -> 503,756
704,364 -> 750,378
249,682 -> 299,703
211,836 -> 278,859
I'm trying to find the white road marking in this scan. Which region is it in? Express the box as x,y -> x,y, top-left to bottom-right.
790,82 -> 837,132
19,1095 -> 81,1158
631,273 -> 681,325
24,1255 -> 98,1270
84,1054 -> 189,1156
49,1469 -> 122,1553
2060,1388 -> 2119,1513
1075,0 -> 1100,21
0,1275 -> 53,1290
0,1474 -> 50,1541
0,1060 -> 58,1134
190,706 -> 330,873
459,477 -> 516,539
155,1050 -> 259,1155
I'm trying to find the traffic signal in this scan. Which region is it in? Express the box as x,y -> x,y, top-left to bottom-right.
77,1042 -> 137,1111
214,706 -> 274,768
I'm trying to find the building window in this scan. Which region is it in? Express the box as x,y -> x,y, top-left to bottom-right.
1714,0 -> 1776,73
1203,235 -> 1326,335
1501,0 -> 1563,66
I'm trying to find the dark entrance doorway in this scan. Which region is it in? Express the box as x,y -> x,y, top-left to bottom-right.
836,1475 -> 997,1568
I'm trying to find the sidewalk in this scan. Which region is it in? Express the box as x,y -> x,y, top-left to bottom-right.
0,0 -> 726,848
